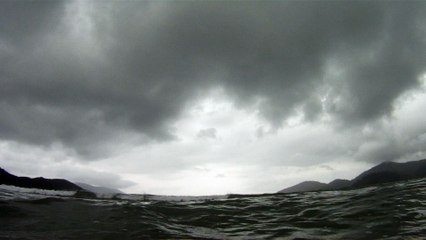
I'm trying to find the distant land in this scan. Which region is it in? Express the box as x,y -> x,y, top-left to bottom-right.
0,168 -> 121,197
0,168 -> 82,191
75,182 -> 123,195
278,159 -> 426,193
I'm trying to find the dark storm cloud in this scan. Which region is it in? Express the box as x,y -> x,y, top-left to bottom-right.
0,0 -> 64,45
0,1 -> 425,158
326,2 -> 426,125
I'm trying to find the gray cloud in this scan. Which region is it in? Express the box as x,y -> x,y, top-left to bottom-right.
0,0 -> 64,46
0,1 -> 425,160
0,141 -> 136,190
354,115 -> 426,163
197,128 -> 217,139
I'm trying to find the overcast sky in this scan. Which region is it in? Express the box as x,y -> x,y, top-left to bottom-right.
1,0 -> 425,195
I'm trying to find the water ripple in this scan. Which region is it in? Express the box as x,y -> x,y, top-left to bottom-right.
1,178 -> 425,239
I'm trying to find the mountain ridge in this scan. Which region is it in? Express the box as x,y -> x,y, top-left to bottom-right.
278,159 -> 426,193
0,168 -> 82,191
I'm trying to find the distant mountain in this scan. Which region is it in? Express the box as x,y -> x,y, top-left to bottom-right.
76,182 -> 123,195
326,179 -> 351,190
351,159 -> 426,188
278,159 -> 426,193
278,181 -> 328,193
0,168 -> 82,191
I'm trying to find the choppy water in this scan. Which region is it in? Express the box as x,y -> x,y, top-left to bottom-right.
1,178 -> 425,240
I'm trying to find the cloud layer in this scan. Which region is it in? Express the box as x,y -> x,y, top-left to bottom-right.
0,1 -> 425,194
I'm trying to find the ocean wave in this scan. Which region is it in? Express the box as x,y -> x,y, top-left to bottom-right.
1,178 -> 425,239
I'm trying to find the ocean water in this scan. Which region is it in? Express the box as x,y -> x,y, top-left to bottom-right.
1,178 -> 425,240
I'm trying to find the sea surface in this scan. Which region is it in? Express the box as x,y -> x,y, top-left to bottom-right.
1,178 -> 425,240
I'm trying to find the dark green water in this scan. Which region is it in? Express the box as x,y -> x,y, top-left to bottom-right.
1,178 -> 425,239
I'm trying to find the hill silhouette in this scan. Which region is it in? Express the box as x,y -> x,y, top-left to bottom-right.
0,168 -> 82,191
350,159 -> 426,188
278,181 -> 328,194
279,159 -> 426,193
